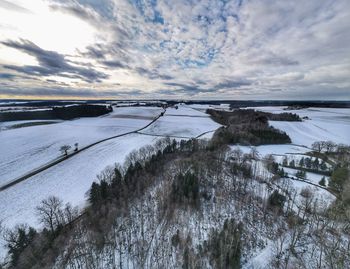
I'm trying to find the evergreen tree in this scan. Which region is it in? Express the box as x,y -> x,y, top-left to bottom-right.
299,157 -> 304,167
282,157 -> 288,166
289,159 -> 295,168
6,226 -> 37,267
268,190 -> 286,211
320,160 -> 327,171
305,157 -> 312,169
296,170 -> 306,179
100,180 -> 109,200
89,182 -> 101,205
319,177 -> 326,186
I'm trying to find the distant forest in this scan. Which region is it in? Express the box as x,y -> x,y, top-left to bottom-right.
0,105 -> 112,121
1,100 -> 349,108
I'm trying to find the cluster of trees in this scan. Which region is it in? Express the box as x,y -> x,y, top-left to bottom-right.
207,109 -> 301,125
1,196 -> 79,268
284,156 -> 327,170
3,225 -> 36,267
264,157 -> 286,178
208,109 -> 292,147
200,219 -> 242,269
282,156 -> 330,176
59,143 -> 78,156
87,138 -> 205,209
311,141 -> 350,154
295,170 -> 307,179
171,171 -> 200,207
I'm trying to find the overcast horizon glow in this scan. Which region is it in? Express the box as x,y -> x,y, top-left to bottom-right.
0,0 -> 349,100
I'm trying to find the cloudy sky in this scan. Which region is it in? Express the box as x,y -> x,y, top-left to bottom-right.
0,0 -> 349,100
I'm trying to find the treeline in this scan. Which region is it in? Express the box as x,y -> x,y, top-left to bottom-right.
0,104 -> 112,121
208,109 -> 292,146
312,141 -> 350,155
282,156 -> 331,176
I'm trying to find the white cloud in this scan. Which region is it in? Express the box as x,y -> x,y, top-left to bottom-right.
0,0 -> 349,99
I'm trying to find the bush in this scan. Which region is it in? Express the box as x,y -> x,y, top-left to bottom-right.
319,177 -> 326,186
268,190 -> 286,211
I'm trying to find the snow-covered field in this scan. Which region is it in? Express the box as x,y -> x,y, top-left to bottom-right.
0,107 -> 162,186
188,103 -> 231,112
0,133 -> 158,229
249,107 -> 350,147
142,104 -> 221,138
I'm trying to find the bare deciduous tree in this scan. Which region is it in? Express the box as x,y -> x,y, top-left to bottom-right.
36,196 -> 64,233
60,145 -> 71,156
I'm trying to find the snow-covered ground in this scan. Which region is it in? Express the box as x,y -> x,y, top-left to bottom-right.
0,107 -> 162,186
142,104 -> 221,138
188,103 -> 231,112
270,120 -> 349,147
0,133 -> 158,229
233,144 -> 309,157
0,119 -> 62,131
248,107 -> 350,147
283,167 -> 329,185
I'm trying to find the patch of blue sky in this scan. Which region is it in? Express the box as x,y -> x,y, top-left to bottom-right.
129,0 -> 164,24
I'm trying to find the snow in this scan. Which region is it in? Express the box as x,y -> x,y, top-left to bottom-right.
282,176 -> 335,206
109,106 -> 163,118
270,120 -> 349,147
142,115 -> 221,138
243,239 -> 274,269
0,133 -> 158,228
165,104 -> 211,117
283,167 -> 329,186
142,105 -> 221,138
188,103 -> 231,112
247,107 -> 350,147
0,120 -> 62,131
0,107 -> 162,186
234,144 -> 309,156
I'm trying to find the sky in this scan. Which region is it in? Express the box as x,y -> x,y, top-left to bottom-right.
0,0 -> 349,100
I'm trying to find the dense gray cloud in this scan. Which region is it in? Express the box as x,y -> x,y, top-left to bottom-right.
0,0 -> 349,99
1,39 -> 108,82
1,86 -> 146,97
0,73 -> 15,80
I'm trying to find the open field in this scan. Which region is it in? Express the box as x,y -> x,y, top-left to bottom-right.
0,107 -> 163,186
